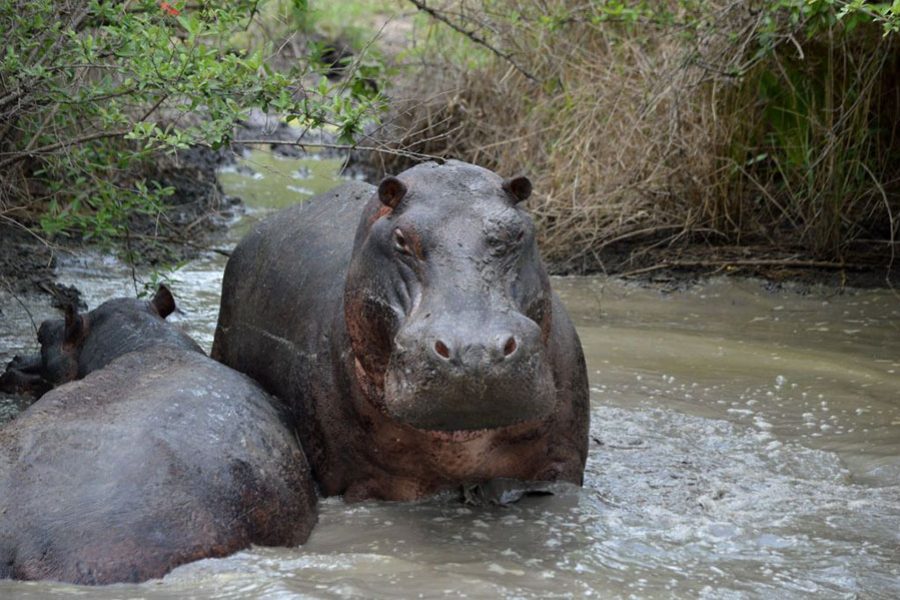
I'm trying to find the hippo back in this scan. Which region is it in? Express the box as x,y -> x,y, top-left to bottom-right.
0,347 -> 316,584
212,182 -> 372,432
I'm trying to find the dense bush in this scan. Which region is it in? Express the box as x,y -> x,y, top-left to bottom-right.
385,0 -> 900,274
0,0 -> 384,248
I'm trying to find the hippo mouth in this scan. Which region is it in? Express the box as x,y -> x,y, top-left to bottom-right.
381,363 -> 558,433
418,419 -> 548,443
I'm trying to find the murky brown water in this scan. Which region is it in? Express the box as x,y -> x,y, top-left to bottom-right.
1,149 -> 898,598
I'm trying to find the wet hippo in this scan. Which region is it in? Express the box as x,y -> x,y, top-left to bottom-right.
0,289 -> 316,584
212,160 -> 590,501
0,287 -> 198,397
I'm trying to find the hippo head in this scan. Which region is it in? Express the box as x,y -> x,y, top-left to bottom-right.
343,161 -> 557,433
0,286 -> 180,396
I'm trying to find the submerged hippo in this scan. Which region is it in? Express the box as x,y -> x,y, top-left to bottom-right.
0,287 -> 198,397
0,288 -> 316,585
213,160 -> 590,501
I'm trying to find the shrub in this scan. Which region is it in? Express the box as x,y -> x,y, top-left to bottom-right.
0,0 -> 385,250
383,0 -> 900,274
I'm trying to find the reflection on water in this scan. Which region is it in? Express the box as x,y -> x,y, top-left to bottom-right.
218,148 -> 355,240
1,151 -> 898,598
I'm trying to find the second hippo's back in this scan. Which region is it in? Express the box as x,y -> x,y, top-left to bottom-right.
212,181 -> 373,421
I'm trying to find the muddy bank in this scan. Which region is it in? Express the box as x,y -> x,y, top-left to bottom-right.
0,110 -> 374,306
0,224 -> 76,304
559,241 -> 900,291
0,142 -> 238,305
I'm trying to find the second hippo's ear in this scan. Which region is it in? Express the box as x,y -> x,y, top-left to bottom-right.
502,175 -> 532,204
378,176 -> 407,210
63,304 -> 85,345
151,284 -> 176,319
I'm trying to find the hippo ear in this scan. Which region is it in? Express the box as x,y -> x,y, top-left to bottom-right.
151,284 -> 176,319
378,176 -> 407,210
502,175 -> 532,204
63,304 -> 85,345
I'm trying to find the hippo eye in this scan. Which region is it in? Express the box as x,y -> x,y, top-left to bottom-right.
516,230 -> 525,243
393,228 -> 410,255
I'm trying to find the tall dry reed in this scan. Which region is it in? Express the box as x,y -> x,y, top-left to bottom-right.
373,1 -> 900,274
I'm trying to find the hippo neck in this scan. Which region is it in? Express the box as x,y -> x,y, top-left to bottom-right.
331,305 -> 384,408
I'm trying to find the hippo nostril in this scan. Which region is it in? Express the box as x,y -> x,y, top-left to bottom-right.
502,336 -> 518,358
434,340 -> 451,360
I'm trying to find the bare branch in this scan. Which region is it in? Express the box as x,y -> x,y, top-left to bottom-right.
232,138 -> 442,163
0,129 -> 130,170
405,0 -> 538,83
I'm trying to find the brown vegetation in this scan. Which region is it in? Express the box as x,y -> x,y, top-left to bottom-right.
372,1 -> 900,279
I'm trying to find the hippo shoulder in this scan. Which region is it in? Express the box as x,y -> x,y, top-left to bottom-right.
213,181 -> 372,381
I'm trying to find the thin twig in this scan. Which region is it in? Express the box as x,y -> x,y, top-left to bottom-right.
233,138 -> 441,162
0,276 -> 40,341
859,162 -> 898,293
405,0 -> 538,83
0,214 -> 55,251
129,233 -> 231,257
0,129 -> 130,170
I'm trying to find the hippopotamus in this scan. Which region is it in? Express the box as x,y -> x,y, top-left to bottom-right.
212,160 -> 589,502
0,288 -> 316,584
0,287 -> 198,397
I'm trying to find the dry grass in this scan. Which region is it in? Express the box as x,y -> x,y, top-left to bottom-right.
373,1 -> 900,275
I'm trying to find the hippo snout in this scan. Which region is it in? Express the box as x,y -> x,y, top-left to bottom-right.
430,332 -> 521,369
384,312 -> 556,432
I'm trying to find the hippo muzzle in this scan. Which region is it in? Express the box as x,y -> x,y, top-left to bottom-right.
383,308 -> 556,431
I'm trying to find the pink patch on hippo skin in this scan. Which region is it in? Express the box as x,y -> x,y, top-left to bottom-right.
367,203 -> 393,227
337,377 -> 566,502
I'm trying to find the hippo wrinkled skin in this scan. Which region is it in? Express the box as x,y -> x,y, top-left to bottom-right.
213,160 -> 590,501
0,288 -> 316,585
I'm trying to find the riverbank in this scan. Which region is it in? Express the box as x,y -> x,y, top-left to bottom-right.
363,3 -> 900,290
4,0 -> 899,300
3,138 -> 896,319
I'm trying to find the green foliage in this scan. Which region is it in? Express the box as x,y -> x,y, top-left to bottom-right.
298,0 -> 398,41
0,0 -> 387,250
138,260 -> 184,299
710,0 -> 900,253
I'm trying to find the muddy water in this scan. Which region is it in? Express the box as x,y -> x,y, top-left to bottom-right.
1,150 -> 898,598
